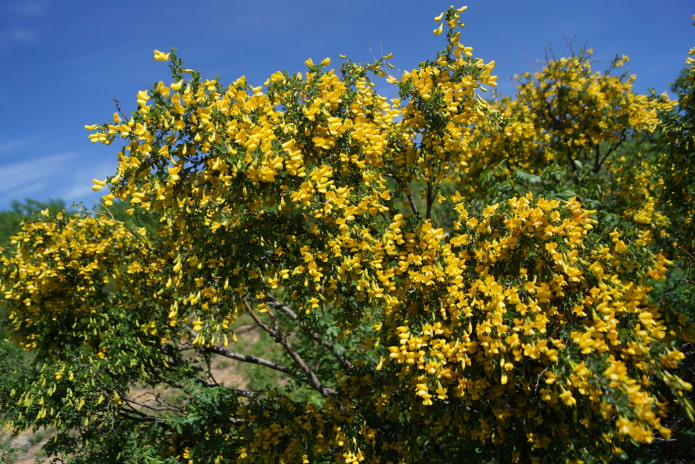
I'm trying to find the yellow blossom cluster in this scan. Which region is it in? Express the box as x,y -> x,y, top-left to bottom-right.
0,6 -> 692,464
370,193 -> 689,458
1,212 -> 159,351
458,48 -> 674,198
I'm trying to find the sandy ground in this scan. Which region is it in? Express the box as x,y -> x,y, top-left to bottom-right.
2,428 -> 51,464
3,324 -> 261,463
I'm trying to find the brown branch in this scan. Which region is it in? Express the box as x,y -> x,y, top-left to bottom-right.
245,299 -> 337,398
123,395 -> 244,427
113,98 -> 129,121
193,378 -> 255,398
406,185 -> 422,219
386,174 -> 421,219
279,332 -> 337,398
117,405 -> 157,424
425,181 -> 433,220
595,128 -> 626,173
425,176 -> 442,221
124,398 -> 183,414
206,345 -> 297,377
263,294 -> 355,371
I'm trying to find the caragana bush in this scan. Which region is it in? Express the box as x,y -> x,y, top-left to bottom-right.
1,6 -> 693,464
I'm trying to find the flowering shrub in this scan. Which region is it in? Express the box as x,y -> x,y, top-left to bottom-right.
1,6 -> 692,464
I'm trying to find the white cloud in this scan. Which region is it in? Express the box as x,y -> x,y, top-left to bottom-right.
0,137 -> 40,154
0,1 -> 44,50
55,158 -> 119,208
0,147 -> 118,210
0,127 -> 124,210
0,152 -> 78,199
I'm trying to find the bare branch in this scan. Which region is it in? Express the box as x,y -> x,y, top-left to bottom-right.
124,398 -> 182,414
277,332 -> 337,398
117,406 -> 156,424
192,378 -> 256,398
245,299 -> 337,398
113,98 -> 129,121
246,302 -> 277,336
264,294 -> 355,371
206,345 -> 297,377
595,128 -> 626,173
386,173 -> 421,219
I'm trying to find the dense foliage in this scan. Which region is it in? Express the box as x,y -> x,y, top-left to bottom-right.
1,7 -> 693,463
0,199 -> 66,245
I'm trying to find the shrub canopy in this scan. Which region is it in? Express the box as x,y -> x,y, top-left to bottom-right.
1,6 -> 694,464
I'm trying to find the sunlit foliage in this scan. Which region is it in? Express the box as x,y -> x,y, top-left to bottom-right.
0,6 -> 693,464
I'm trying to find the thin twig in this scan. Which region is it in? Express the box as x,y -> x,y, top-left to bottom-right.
264,294 -> 355,371
245,299 -> 337,398
124,398 -> 183,414
113,98 -> 129,121
386,173 -> 421,219
98,203 -> 152,250
206,345 -> 297,376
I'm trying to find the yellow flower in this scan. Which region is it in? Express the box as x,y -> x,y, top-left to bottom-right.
433,23 -> 444,35
559,389 -> 576,406
91,178 -> 107,191
153,50 -> 170,61
136,89 -> 150,106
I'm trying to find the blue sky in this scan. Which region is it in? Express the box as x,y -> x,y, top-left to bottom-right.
0,0 -> 692,212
